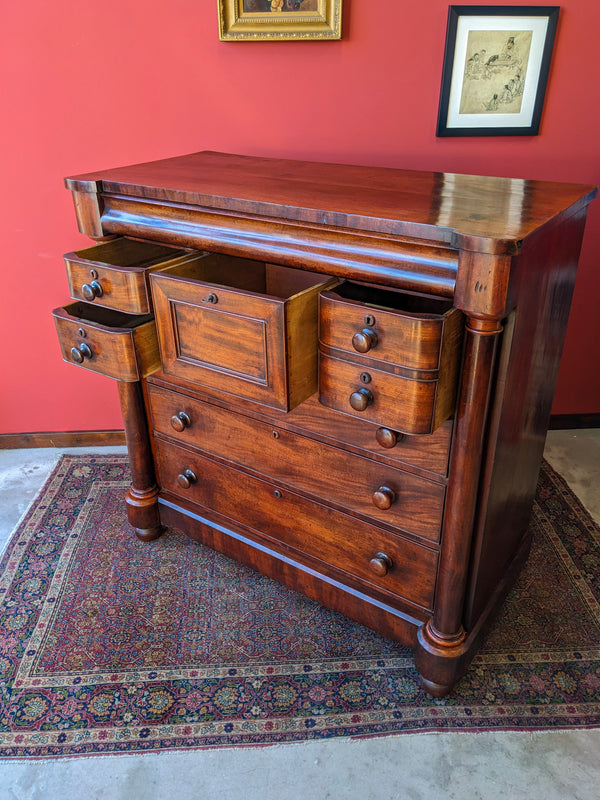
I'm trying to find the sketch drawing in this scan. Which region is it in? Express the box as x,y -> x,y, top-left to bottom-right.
459,30 -> 533,114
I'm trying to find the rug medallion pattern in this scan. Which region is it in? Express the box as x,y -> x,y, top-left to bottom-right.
0,455 -> 599,758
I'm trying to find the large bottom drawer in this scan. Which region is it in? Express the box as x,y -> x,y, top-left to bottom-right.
148,384 -> 445,543
155,437 -> 438,612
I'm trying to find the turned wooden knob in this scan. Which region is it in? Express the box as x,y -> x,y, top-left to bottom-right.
81,280 -> 103,301
376,428 -> 404,449
170,411 -> 191,432
70,342 -> 93,363
369,552 -> 393,577
372,486 -> 396,509
349,388 -> 373,412
177,468 -> 197,489
352,328 -> 378,353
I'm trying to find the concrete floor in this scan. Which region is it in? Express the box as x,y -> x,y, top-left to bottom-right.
0,430 -> 599,800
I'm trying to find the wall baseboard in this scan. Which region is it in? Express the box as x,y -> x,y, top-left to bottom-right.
0,431 -> 126,449
548,414 -> 600,430
1,414 -> 598,449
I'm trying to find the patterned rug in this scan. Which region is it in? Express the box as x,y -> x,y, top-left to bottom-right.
0,454 -> 599,758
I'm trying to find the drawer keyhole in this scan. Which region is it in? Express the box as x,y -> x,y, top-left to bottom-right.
70,342 -> 93,363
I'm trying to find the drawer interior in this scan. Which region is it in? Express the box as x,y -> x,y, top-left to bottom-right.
331,281 -> 454,317
61,301 -> 153,330
158,253 -> 331,299
65,238 -> 186,270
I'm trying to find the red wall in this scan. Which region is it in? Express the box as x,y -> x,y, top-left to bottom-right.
1,0 -> 599,434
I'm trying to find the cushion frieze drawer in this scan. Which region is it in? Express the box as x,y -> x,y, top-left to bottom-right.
52,302 -> 160,381
155,438 -> 439,611
64,237 -> 196,314
148,384 -> 445,543
150,255 -> 337,411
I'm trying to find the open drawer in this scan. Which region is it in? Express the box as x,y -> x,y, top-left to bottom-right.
319,281 -> 464,434
63,238 -> 197,314
52,302 -> 160,382
150,254 -> 337,411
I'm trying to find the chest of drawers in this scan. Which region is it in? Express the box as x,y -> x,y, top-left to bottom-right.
52,151 -> 596,695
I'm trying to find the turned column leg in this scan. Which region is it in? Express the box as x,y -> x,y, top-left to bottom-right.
117,380 -> 164,542
415,316 -> 502,695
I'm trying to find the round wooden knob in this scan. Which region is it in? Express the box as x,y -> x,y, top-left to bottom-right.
81,280 -> 103,301
70,342 -> 93,363
349,388 -> 373,412
375,428 -> 404,449
369,552 -> 393,577
352,328 -> 378,353
170,411 -> 191,432
177,469 -> 197,489
372,486 -> 396,510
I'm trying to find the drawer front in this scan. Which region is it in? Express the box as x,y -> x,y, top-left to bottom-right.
52,303 -> 159,381
319,353 -> 444,435
320,285 -> 461,371
64,238 -> 192,314
148,385 -> 445,542
151,257 -> 335,410
155,439 -> 438,611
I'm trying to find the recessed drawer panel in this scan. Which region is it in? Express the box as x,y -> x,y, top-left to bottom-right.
155,439 -> 439,611
64,238 -> 195,314
52,302 -> 159,381
150,255 -> 337,411
148,385 -> 445,542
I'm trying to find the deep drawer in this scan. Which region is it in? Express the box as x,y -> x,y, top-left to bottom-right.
64,238 -> 196,314
155,438 -> 439,611
148,384 -> 445,542
52,302 -> 159,381
150,255 -> 337,410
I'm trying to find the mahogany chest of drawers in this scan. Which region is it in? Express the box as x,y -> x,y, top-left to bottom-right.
52,151 -> 596,695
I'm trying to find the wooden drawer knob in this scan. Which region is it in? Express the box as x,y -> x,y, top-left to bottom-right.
372,486 -> 396,510
81,280 -> 103,301
352,328 -> 378,353
70,342 -> 93,363
349,388 -> 373,412
177,468 -> 197,489
170,411 -> 191,432
369,552 -> 393,577
376,428 -> 404,449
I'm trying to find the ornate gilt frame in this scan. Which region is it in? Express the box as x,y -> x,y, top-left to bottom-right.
218,0 -> 342,41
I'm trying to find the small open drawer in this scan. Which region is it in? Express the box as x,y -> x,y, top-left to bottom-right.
150,254 -> 337,411
52,302 -> 160,382
318,282 -> 464,434
63,238 -> 196,314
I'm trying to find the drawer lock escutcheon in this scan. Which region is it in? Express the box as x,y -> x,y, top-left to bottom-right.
369,552 -> 393,577
177,469 -> 197,489
349,387 -> 373,412
170,411 -> 192,432
372,486 -> 396,510
70,342 -> 93,363
81,280 -> 104,301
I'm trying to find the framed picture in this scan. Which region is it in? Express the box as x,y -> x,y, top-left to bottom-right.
218,0 -> 342,41
437,6 -> 559,136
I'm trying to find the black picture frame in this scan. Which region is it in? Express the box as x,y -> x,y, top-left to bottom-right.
437,5 -> 559,136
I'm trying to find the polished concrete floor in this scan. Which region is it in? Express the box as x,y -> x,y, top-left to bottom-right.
0,430 -> 599,800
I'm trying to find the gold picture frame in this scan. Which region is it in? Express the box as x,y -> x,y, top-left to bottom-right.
218,0 -> 342,41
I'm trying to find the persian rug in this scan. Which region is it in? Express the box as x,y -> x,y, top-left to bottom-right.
0,454 -> 599,759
